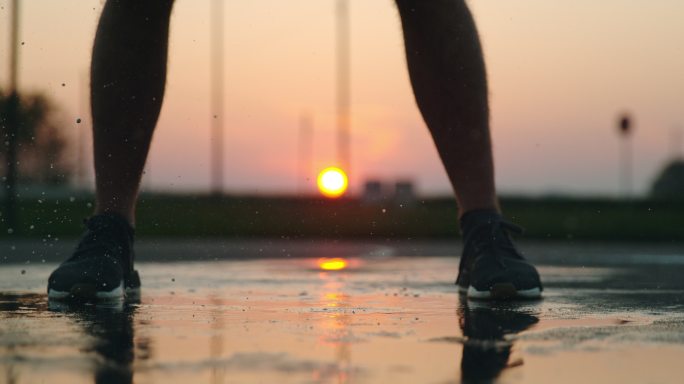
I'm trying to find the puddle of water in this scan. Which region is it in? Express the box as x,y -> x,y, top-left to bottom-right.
1,257 -> 684,383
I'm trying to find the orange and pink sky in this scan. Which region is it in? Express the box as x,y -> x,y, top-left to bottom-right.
1,0 -> 683,196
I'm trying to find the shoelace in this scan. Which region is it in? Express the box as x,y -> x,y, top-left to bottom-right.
68,218 -> 126,262
467,219 -> 525,267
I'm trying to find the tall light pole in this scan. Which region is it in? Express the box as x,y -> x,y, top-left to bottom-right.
671,126 -> 683,160
336,0 -> 351,189
77,70 -> 89,190
210,0 -> 225,196
297,113 -> 313,194
617,113 -> 634,198
5,0 -> 21,231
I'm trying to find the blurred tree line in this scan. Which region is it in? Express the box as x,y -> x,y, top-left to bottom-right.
0,89 -> 73,185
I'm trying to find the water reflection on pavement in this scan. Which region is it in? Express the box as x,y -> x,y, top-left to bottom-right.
2,252 -> 684,383
458,302 -> 539,383
49,300 -> 139,384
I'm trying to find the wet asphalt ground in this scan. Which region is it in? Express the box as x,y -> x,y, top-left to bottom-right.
1,239 -> 684,383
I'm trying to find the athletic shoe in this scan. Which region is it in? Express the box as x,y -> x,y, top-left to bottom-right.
47,213 -> 140,301
456,211 -> 542,300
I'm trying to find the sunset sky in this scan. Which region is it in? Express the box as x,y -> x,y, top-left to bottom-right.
1,0 -> 683,196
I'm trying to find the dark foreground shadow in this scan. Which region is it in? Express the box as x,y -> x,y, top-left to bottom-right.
458,300 -> 539,383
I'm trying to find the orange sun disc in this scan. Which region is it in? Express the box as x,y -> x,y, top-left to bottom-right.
317,167 -> 348,198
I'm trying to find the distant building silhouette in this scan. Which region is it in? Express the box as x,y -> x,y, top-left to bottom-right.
394,181 -> 416,206
651,159 -> 684,200
362,180 -> 385,204
362,179 -> 417,205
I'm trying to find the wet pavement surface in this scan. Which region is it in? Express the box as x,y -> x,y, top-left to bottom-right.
1,240 -> 684,383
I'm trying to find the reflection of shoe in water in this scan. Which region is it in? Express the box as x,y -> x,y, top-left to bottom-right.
456,211 -> 543,300
49,300 -> 138,384
47,213 -> 141,301
459,303 -> 539,382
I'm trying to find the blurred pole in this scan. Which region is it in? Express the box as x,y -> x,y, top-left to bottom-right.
209,295 -> 225,384
77,71 -> 88,190
297,113 -> 313,194
5,0 -> 21,231
336,0 -> 351,188
210,0 -> 225,196
672,126 -> 683,160
618,114 -> 633,198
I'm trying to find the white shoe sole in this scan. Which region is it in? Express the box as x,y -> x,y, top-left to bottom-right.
48,282 -> 140,301
459,284 -> 542,300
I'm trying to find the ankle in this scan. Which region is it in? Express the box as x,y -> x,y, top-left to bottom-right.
459,209 -> 502,238
94,206 -> 135,228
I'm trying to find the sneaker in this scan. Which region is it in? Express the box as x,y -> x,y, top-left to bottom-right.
456,211 -> 542,300
47,213 -> 141,301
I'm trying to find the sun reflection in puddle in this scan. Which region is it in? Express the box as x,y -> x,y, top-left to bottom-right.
316,262 -> 355,382
318,258 -> 348,271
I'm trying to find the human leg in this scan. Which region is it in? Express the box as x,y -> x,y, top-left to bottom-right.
92,0 -> 175,225
48,0 -> 174,300
395,0 -> 541,299
395,0 -> 496,217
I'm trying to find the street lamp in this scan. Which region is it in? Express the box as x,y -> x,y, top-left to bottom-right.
4,0 -> 21,231
617,113 -> 634,198
210,0 -> 225,196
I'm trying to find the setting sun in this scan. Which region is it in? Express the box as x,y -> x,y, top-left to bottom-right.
317,167 -> 348,198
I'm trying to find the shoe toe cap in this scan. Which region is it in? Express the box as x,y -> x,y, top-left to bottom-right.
47,258 -> 123,293
470,257 -> 542,292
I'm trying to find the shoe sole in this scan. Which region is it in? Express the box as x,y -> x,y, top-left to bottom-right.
48,281 -> 140,301
459,283 -> 542,300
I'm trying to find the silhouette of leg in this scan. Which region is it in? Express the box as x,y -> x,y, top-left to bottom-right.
396,1 -> 543,299
44,0 -> 175,300
396,0 -> 496,217
91,0 -> 175,224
